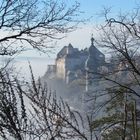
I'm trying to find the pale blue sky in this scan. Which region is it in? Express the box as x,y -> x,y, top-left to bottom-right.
20,0 -> 139,58
81,0 -> 138,11
80,0 -> 139,22
80,0 -> 138,13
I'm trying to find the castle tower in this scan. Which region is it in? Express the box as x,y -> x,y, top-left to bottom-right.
85,36 -> 95,92
66,43 -> 73,54
91,34 -> 94,46
85,36 -> 105,92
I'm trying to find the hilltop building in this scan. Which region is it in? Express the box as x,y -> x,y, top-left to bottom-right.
45,37 -> 106,91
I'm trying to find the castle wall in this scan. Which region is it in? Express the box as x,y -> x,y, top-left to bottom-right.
55,40 -> 106,84
65,55 -> 87,71
65,58 -> 80,70
56,56 -> 87,81
56,58 -> 66,79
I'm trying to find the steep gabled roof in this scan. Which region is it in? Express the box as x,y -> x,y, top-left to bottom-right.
85,37 -> 105,71
56,43 -> 80,59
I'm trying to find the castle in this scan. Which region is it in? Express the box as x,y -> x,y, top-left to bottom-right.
45,37 -> 107,91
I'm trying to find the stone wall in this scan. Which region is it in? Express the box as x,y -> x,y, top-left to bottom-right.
56,58 -> 65,79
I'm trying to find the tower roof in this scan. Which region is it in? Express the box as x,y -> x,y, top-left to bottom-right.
85,36 -> 105,71
91,34 -> 95,46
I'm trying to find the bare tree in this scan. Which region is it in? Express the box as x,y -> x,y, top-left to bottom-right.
0,0 -> 81,55
0,69 -> 27,140
0,0 -> 89,139
88,7 -> 140,139
0,65 -> 89,140
26,70 -> 88,140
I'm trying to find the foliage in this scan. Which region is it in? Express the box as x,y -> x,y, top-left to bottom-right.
91,86 -> 140,139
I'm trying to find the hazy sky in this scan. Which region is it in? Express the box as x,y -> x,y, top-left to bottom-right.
20,0 -> 139,58
15,0 -> 140,78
